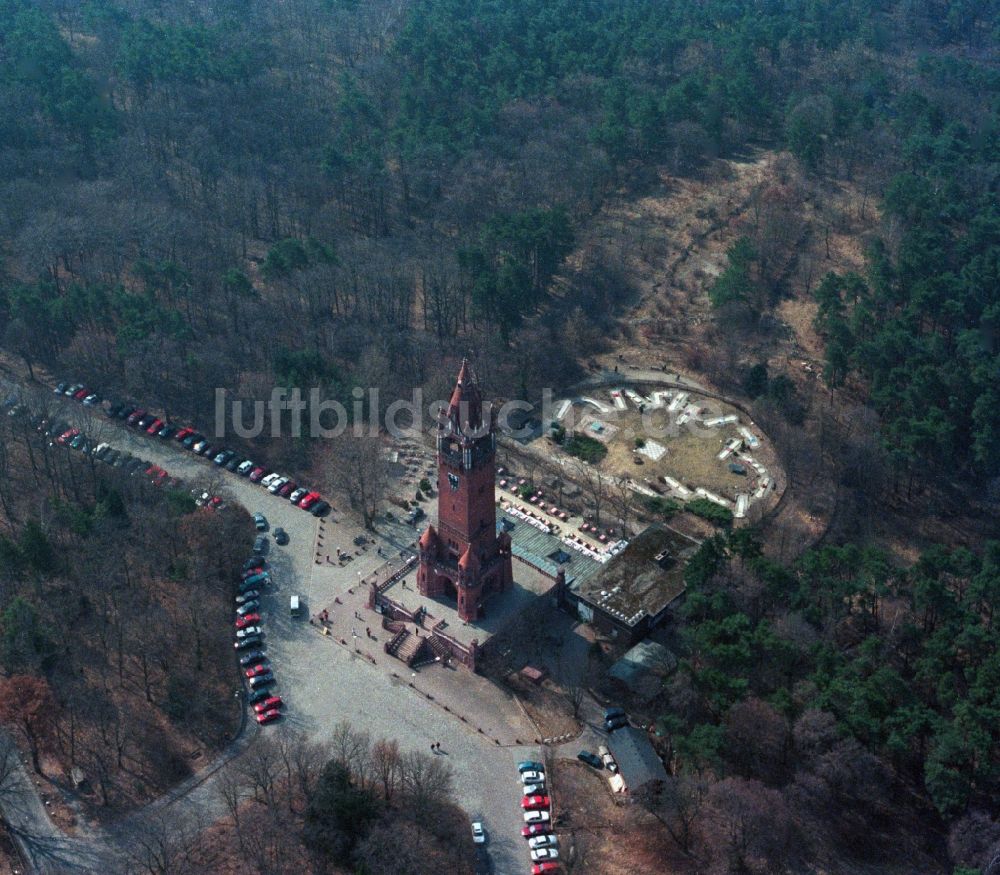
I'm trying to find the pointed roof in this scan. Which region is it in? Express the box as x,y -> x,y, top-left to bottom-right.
419,523 -> 438,549
458,542 -> 480,572
447,358 -> 483,430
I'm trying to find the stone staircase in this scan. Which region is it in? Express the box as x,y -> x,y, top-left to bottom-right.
386,628 -> 428,667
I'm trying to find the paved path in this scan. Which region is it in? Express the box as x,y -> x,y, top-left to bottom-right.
0,378 -> 563,875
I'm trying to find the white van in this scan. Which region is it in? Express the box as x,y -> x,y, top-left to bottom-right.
290,595 -> 302,618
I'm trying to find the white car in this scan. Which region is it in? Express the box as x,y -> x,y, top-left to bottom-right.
235,626 -> 262,639
523,810 -> 550,824
528,835 -> 558,850
267,477 -> 288,494
237,460 -> 254,475
471,822 -> 485,845
83,393 -> 99,405
522,783 -> 545,796
288,487 -> 308,504
530,848 -> 559,862
260,473 -> 280,488
521,770 -> 545,784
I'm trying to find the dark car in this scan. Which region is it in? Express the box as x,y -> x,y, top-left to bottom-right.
158,424 -> 177,439
246,687 -> 272,705
253,513 -> 268,532
181,434 -> 199,449
104,450 -> 121,466
253,535 -> 269,555
107,401 -> 124,418
137,414 -> 156,430
225,456 -> 242,472
278,481 -> 296,498
310,500 -> 331,517
604,714 -> 628,732
248,672 -> 275,690
235,634 -> 263,650
603,706 -> 626,721
577,751 -> 603,769
273,528 -> 289,546
239,650 -> 267,667
117,404 -> 137,420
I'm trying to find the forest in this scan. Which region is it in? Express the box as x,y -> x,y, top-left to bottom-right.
0,0 -> 998,873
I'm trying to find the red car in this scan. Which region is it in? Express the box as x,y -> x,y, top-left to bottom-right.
298,491 -> 321,509
253,696 -> 283,714
249,467 -> 266,483
244,662 -> 270,679
256,708 -> 281,725
126,409 -> 146,426
73,387 -> 90,400
531,864 -> 561,874
522,824 -> 552,838
521,795 -> 551,811
235,614 -> 261,629
56,428 -> 79,445
278,481 -> 296,498
146,418 -> 164,434
175,427 -> 195,441
151,470 -> 168,487
208,496 -> 223,510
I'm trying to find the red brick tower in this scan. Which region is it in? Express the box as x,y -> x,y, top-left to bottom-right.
417,360 -> 513,621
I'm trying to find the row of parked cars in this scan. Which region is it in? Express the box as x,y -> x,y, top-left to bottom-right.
516,760 -> 561,873
234,555 -> 284,726
53,380 -> 332,517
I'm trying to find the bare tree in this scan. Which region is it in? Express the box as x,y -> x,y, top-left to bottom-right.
325,431 -> 389,530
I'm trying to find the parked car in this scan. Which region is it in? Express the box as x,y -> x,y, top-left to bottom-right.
521,770 -> 544,784
158,425 -> 177,439
523,783 -> 545,795
126,409 -> 146,426
298,491 -> 321,509
73,387 -> 90,400
518,761 -> 544,773
523,810 -> 550,824
253,513 -> 268,532
236,590 -> 260,605
531,863 -> 561,875
54,382 -> 67,394
528,835 -> 558,850
603,706 -> 625,721
93,443 -> 111,460
192,440 -> 208,453
56,428 -> 80,445
137,414 -> 156,430
235,614 -> 261,629
604,713 -> 628,732
116,404 -> 137,420
522,823 -> 552,838
248,672 -> 275,690
83,393 -> 100,406
471,822 -> 486,845
599,745 -> 617,772
181,434 -> 199,449
247,687 -> 272,705
260,473 -> 281,489
175,427 -> 195,442
288,487 -> 308,504
199,444 -> 217,458
256,708 -> 281,725
273,528 -> 289,546
237,460 -> 254,475
267,477 -> 289,494
239,650 -> 267,667
243,557 -> 266,571
235,626 -> 263,639
236,601 -> 260,616
244,663 -> 270,679
577,751 -> 603,769
310,500 -> 331,517
69,434 -> 86,450
214,450 -> 235,466
253,536 -> 269,556
146,418 -> 164,434
64,384 -> 83,397
241,566 -> 265,580
277,481 -> 296,498
249,467 -> 266,483
239,578 -> 266,595
521,795 -> 551,811
253,696 -> 283,714
243,571 -> 270,589
530,848 -> 559,863
235,634 -> 263,650
225,456 -> 242,472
